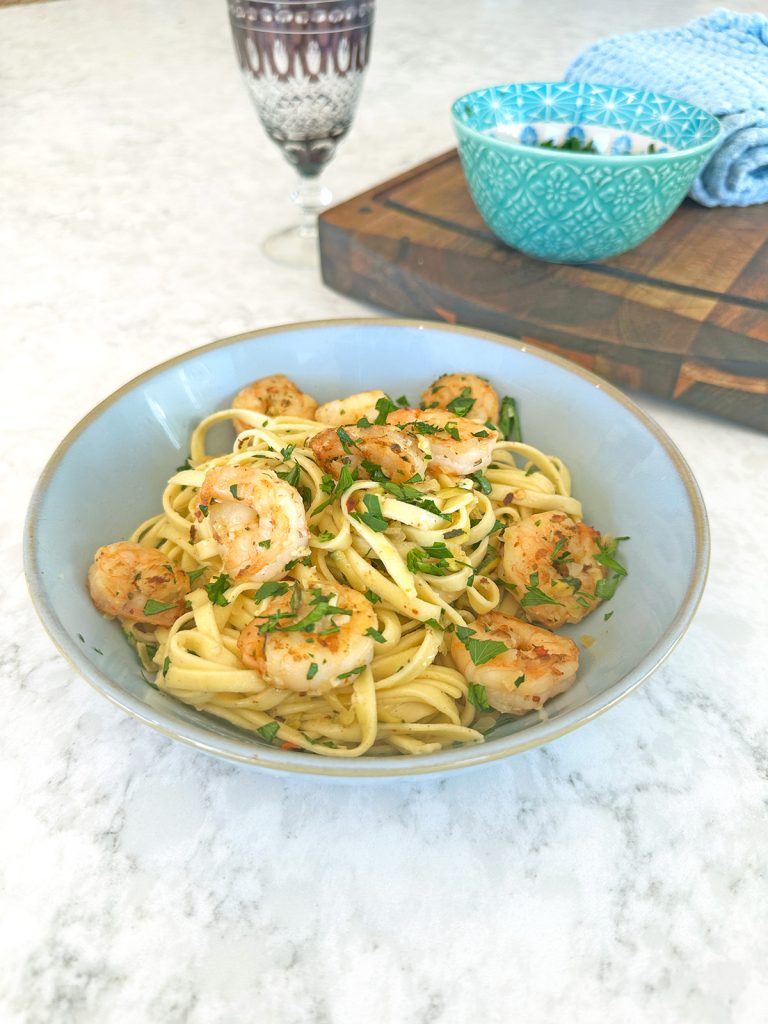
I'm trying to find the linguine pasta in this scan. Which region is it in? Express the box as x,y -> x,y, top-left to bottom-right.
114,391 -> 589,758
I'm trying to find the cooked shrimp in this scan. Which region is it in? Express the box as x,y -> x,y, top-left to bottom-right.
88,542 -> 189,626
197,465 -> 309,582
387,407 -> 499,477
450,612 -> 579,714
308,424 -> 427,484
421,373 -> 499,425
238,579 -> 377,692
232,374 -> 318,433
315,390 -> 387,426
502,511 -> 607,628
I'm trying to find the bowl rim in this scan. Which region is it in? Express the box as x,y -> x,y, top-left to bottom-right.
450,80 -> 722,162
24,317 -> 710,780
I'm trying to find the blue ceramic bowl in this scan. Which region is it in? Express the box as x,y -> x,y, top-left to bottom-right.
451,81 -> 722,263
24,320 -> 708,781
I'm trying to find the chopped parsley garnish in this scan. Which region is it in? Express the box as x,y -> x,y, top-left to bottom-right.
406,541 -> 465,577
456,624 -> 508,666
198,504 -> 209,518
594,537 -> 629,602
337,426 -> 360,454
551,538 -> 570,564
143,599 -> 177,616
513,674 -> 525,688
256,722 -> 280,743
424,618 -> 443,630
408,420 -> 439,436
280,444 -> 295,460
561,575 -> 585,593
277,463 -> 301,489
366,626 -> 386,644
356,416 -> 373,428
316,531 -> 335,543
444,528 -> 464,539
538,136 -> 598,153
313,465 -> 358,516
470,471 -> 492,495
525,465 -> 537,476
204,573 -> 232,607
443,422 -> 460,442
307,662 -> 319,680
364,589 -> 380,604
229,484 -> 240,500
258,588 -> 353,636
446,387 -> 476,418
374,396 -> 400,424
78,633 -> 85,643
187,567 -> 206,584
337,665 -> 365,679
498,395 -> 522,442
259,539 -> 271,549
162,656 -> 170,676
352,493 -> 388,532
604,611 -> 614,621
176,456 -> 193,472
381,480 -> 450,520
467,682 -> 491,711
360,459 -> 390,483
594,537 -> 629,577
490,519 -> 505,534
472,429 -> 490,438
519,572 -> 563,608
253,581 -> 290,602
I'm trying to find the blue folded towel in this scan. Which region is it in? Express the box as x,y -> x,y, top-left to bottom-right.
565,9 -> 768,207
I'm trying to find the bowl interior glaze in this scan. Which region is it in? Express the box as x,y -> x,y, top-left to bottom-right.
24,320 -> 708,780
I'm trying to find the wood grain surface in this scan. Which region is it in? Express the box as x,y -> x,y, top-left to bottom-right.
319,150 -> 768,432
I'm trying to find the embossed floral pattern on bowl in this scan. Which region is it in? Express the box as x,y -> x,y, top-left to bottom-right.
451,82 -> 721,263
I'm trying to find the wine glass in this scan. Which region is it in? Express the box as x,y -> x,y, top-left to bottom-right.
227,0 -> 375,266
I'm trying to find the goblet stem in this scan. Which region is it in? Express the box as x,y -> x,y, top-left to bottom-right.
291,176 -> 333,240
262,173 -> 333,267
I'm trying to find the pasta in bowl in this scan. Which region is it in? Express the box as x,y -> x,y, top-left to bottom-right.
87,370 -> 628,758
24,319 -> 708,779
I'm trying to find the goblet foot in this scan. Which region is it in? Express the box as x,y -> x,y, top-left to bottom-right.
262,178 -> 332,268
262,222 -> 320,268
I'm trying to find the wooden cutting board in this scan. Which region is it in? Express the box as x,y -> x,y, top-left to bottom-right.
319,150 -> 768,432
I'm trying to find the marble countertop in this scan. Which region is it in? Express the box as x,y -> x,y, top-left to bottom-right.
3,0 -> 768,1020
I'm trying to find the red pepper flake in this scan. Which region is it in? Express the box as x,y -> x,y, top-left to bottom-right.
346,496 -> 356,511
532,695 -> 541,703
532,645 -> 548,657
281,741 -> 301,750
503,492 -> 515,506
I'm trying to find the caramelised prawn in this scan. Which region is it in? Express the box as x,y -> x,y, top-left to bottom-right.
197,464 -> 309,582
421,373 -> 499,425
232,374 -> 318,433
450,612 -> 579,715
238,578 -> 377,692
308,424 -> 427,484
88,542 -> 189,626
315,390 -> 388,427
502,510 -> 608,628
387,407 -> 499,477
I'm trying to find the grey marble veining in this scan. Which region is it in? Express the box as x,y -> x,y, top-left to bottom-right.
2,0 -> 768,1021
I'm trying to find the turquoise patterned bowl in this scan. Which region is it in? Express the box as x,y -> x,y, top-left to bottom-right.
451,81 -> 721,263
